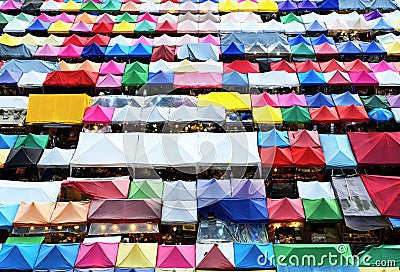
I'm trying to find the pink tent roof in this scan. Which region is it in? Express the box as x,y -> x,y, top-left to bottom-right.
96,14 -> 115,24
58,44 -> 83,58
96,74 -> 122,89
0,0 -> 23,11
369,60 -> 397,72
55,13 -> 76,23
99,60 -> 126,75
37,14 -> 57,22
71,21 -> 93,33
251,93 -> 279,107
35,44 -> 61,58
278,93 -> 307,107
199,34 -> 221,46
75,242 -> 119,268
173,72 -> 222,89
138,12 -> 158,23
131,35 -> 154,46
348,71 -> 378,86
156,245 -> 195,268
83,105 -> 115,123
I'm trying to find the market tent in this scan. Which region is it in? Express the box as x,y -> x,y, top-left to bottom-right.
129,180 -> 163,199
360,95 -> 390,111
83,105 -> 114,124
302,198 -> 343,222
151,45 -> 176,62
320,134 -> 357,169
0,150 -> 9,168
269,60 -> 296,73
375,71 -> 400,86
35,44 -> 60,58
197,105 -> 225,123
197,178 -> 231,199
252,106 -> 283,124
75,242 -> 119,268
100,61 -> 126,75
314,42 -> 339,58
17,71 -> 47,88
369,61 -> 396,73
4,147 -> 43,168
177,43 -> 218,61
0,70 -> 21,86
258,130 -> 290,148
387,94 -> 400,107
294,59 -> 320,72
267,198 -> 305,222
116,243 -> 158,268
231,178 -> 266,199
309,106 -> 340,123
298,70 -> 326,86
5,236 -> 44,244
251,93 -> 280,108
320,59 -> 346,72
288,130 -> 321,148
198,198 -> 268,223
198,92 -> 251,110
196,243 -> 235,270
332,91 -> 363,106
278,93 -> 307,107
49,201 -> 90,226
106,44 -> 130,58
349,71 -> 378,86
248,71 -> 299,89
0,244 -> 41,271
361,174 -> 400,218
174,72 -> 222,89
161,200 -> 197,224
297,181 -> 335,199
44,70 -> 98,88
162,180 -> 196,201
260,146 -> 294,168
0,134 -> 17,149
0,59 -> 58,73
13,201 -> 56,227
0,204 -> 19,228
156,246 -> 196,269
344,59 -> 372,72
281,106 -> 311,124
96,74 -> 122,90
62,178 -> 130,199
233,242 -> 275,269
336,105 -> 369,122
81,43 -> 106,58
37,148 -> 75,168
168,105 -> 197,122
348,132 -> 400,166
358,245 -> 400,268
223,60 -> 259,73
222,71 -> 248,88
291,147 -> 325,168
34,243 -> 80,271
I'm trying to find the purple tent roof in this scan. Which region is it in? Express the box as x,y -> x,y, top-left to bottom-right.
278,93 -> 307,107
297,0 -> 318,10
199,34 -> 221,46
387,95 -> 400,108
54,13 -> 76,23
231,179 -> 266,199
58,44 -> 83,58
35,44 -> 61,58
278,0 -> 298,11
132,36 -> 154,46
71,21 -> 93,34
99,60 -> 126,75
0,0 -> 23,11
363,10 -> 383,21
0,70 -> 22,85
83,105 -> 115,124
96,74 -> 122,89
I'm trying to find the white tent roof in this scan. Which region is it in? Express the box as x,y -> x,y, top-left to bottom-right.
375,71 -> 400,86
180,1 -> 199,12
221,12 -> 261,23
154,34 -> 177,46
17,71 -> 47,88
193,60 -> 223,73
70,133 -> 138,167
109,35 -> 132,46
163,180 -> 196,201
149,60 -> 174,73
159,2 -> 179,13
263,19 -> 284,33
197,178 -> 231,200
112,105 -> 141,123
83,236 -> 122,243
40,0 -> 62,12
301,12 -> 322,24
140,2 -> 159,12
158,13 -> 178,24
240,21 -> 264,32
284,21 -> 306,35
37,148 -> 75,168
161,200 -> 197,224
169,106 -> 197,122
199,1 -> 218,13
196,242 -> 235,267
326,18 -> 351,32
177,20 -> 199,34
248,71 -> 299,88
0,180 -> 62,204
198,20 -> 219,33
0,96 -> 28,109
140,106 -> 170,123
4,19 -> 30,33
392,108 -> 400,123
219,22 -> 241,33
297,181 -> 336,199
176,34 -> 198,46
197,105 -> 225,122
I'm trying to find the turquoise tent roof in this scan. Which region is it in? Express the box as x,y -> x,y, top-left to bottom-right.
34,244 -> 80,271
320,134 -> 357,169
0,204 -> 19,228
0,244 -> 40,270
258,130 -> 290,148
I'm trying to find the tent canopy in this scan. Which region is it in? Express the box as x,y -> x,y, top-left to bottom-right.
62,178 -> 130,199
258,130 -> 290,148
320,134 -> 357,169
50,201 -> 90,226
358,245 -> 400,268
37,148 -> 75,168
0,244 -> 41,271
0,203 -> 19,228
75,242 -> 119,268
234,242 -> 275,269
14,133 -> 48,149
129,180 -> 164,199
156,245 -> 195,268
303,198 -> 343,223
196,243 -> 235,270
267,198 -> 305,222
116,243 -> 158,268
34,243 -> 80,271
162,200 -> 197,224
4,147 -> 43,168
13,201 -> 56,226
297,181 -> 335,199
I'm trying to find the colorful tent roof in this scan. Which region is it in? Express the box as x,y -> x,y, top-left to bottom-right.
260,146 -> 294,168
234,242 -> 275,269
196,243 -> 235,270
358,245 -> 400,268
281,106 -> 311,124
320,134 -> 357,169
288,130 -> 321,148
116,243 -> 158,268
0,203 -> 19,228
129,180 -> 164,199
34,244 -> 80,271
49,201 -> 89,226
302,198 -> 343,222
0,244 -> 41,270
156,245 -> 195,268
62,178 -> 130,199
75,242 -> 119,268
13,201 -> 56,226
267,198 -> 305,222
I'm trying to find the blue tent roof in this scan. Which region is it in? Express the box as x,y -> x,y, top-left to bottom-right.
177,43 -> 218,61
34,244 -> 80,271
372,18 -> 394,31
0,70 -> 22,86
0,244 -> 41,270
338,0 -> 365,10
320,134 -> 357,169
0,59 -> 59,73
368,108 -> 394,122
288,35 -> 311,46
105,44 -> 130,58
336,41 -> 362,55
0,134 -> 18,149
258,130 -> 290,148
147,72 -> 174,85
82,43 -> 106,58
390,218 -> 400,228
234,243 -> 275,269
222,71 -> 248,87
277,266 -> 360,272
332,91 -> 363,106
317,0 -> 339,10
369,0 -> 397,10
310,34 -> 335,45
128,44 -> 152,58
278,0 -> 298,12
359,41 -> 386,55
306,93 -> 335,107
305,21 -> 327,33
198,198 -> 269,223
297,0 -> 318,10
221,42 -> 245,56
0,44 -> 37,59
0,204 -> 19,228
298,70 -> 326,86
197,178 -> 231,199
26,19 -> 51,32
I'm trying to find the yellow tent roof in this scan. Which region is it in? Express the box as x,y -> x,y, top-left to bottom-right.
383,42 -> 400,56
173,59 -> 198,73
0,149 -> 10,168
359,268 -> 400,272
75,12 -> 97,24
116,243 -> 158,268
257,0 -> 278,12
0,33 -> 19,46
218,0 -> 239,12
252,106 -> 282,124
198,92 -> 251,110
113,21 -> 135,33
238,0 -> 259,12
40,34 -> 64,46
60,0 -> 82,12
26,94 -> 91,124
389,19 -> 400,31
48,21 -> 73,34
17,34 -> 44,46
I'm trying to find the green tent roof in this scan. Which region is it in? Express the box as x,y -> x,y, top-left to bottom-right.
14,134 -> 49,149
116,12 -> 137,23
281,106 -> 311,124
125,61 -> 149,74
358,245 -> 400,267
303,198 -> 343,223
122,71 -> 148,86
280,12 -> 303,24
6,236 -> 45,244
80,0 -> 101,11
0,13 -> 14,24
134,20 -> 156,33
100,0 -> 121,12
360,95 -> 390,111
15,13 -> 34,22
291,42 -> 315,56
129,180 -> 164,199
274,244 -> 354,266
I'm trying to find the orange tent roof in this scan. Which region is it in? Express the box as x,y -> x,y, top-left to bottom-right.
13,202 -> 56,227
75,12 -> 97,24
50,201 -> 90,226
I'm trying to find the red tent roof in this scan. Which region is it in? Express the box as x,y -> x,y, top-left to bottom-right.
309,106 -> 340,123
197,245 -> 235,270
295,60 -> 322,72
156,20 -> 178,33
251,93 -> 279,108
291,147 -> 325,168
319,59 -> 346,72
92,22 -> 114,34
260,147 -> 294,168
270,59 -> 296,73
344,59 -> 372,72
44,70 -> 98,88
326,70 -> 352,85
62,178 -> 130,199
348,132 -> 400,166
288,130 -> 321,148
151,45 -> 176,62
336,105 -> 369,123
267,198 -> 305,222
360,174 -> 400,217
87,34 -> 110,46
223,60 -> 259,73
62,35 -> 89,46
314,42 -> 339,57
